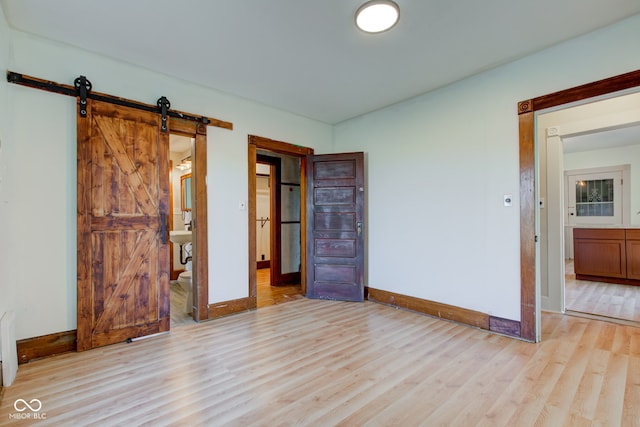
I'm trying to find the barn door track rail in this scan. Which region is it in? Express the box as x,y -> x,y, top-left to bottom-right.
6,71 -> 233,131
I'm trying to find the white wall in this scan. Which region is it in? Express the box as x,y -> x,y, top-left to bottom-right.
4,10 -> 640,339
0,4 -> 13,357
334,14 -> 640,321
5,29 -> 333,340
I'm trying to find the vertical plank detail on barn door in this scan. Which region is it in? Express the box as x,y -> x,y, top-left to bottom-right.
77,99 -> 169,351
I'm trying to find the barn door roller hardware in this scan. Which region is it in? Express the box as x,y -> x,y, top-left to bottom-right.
157,96 -> 170,132
6,71 -> 233,130
74,75 -> 92,117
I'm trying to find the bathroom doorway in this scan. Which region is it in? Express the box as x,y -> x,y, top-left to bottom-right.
169,134 -> 197,326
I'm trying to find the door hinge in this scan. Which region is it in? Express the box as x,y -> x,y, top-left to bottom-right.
535,235 -> 539,243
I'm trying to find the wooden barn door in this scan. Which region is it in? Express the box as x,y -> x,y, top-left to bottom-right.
77,99 -> 170,351
306,152 -> 365,302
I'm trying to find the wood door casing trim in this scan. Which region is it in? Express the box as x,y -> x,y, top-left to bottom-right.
76,98 -> 92,350
519,110 -> 536,342
248,135 -> 313,310
518,69 -> 640,342
193,130 -> 209,321
248,143 -> 258,309
169,119 -> 209,321
256,155 -> 282,287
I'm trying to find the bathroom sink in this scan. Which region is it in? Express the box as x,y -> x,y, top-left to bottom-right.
169,230 -> 192,245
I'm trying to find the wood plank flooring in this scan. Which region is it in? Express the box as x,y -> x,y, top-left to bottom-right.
565,259 -> 640,323
170,282 -> 195,327
170,268 -> 302,328
2,299 -> 639,426
256,268 -> 303,308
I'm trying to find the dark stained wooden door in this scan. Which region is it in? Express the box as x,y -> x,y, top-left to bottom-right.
77,99 -> 170,351
305,152 -> 365,301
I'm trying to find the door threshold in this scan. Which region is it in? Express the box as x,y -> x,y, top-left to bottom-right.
564,309 -> 640,328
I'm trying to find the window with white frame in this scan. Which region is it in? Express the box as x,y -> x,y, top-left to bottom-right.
565,165 -> 629,226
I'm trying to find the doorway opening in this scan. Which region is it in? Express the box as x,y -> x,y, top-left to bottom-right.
255,154 -> 304,307
537,93 -> 640,325
248,136 -> 314,308
518,69 -> 640,342
169,134 -> 198,327
167,121 -> 211,325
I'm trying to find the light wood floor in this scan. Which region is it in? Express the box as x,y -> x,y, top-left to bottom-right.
256,268 -> 304,308
170,282 -> 195,327
565,259 -> 640,323
170,268 -> 303,328
2,299 -> 640,426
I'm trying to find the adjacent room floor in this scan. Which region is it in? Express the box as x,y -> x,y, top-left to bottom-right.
565,259 -> 640,323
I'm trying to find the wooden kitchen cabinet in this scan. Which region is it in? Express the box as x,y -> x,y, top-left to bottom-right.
627,229 -> 640,280
573,228 -> 640,285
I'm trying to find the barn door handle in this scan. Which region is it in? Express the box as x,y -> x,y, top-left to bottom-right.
357,221 -> 362,236
160,213 -> 167,244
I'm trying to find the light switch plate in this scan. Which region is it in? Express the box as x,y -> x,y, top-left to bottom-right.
504,194 -> 513,207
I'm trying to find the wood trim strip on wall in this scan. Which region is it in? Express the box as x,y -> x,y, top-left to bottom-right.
529,69 -> 640,112
193,129 -> 209,321
15,287 -> 524,365
366,287 -> 491,330
248,143 -> 258,306
257,261 -> 271,269
16,330 -> 77,365
518,109 -> 536,342
208,298 -> 254,319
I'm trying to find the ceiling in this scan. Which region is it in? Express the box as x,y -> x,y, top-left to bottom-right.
2,0 -> 640,124
170,135 -> 192,154
563,124 -> 640,154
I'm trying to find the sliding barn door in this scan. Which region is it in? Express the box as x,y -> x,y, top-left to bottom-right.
306,152 -> 365,302
77,99 -> 170,351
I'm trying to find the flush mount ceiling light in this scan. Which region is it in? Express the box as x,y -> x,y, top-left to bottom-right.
355,0 -> 400,34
